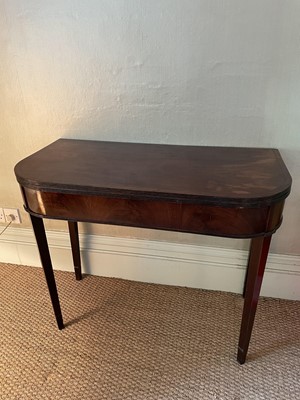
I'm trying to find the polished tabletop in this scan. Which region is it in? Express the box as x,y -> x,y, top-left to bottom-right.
15,139 -> 292,207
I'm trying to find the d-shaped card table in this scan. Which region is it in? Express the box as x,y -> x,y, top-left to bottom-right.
15,139 -> 292,364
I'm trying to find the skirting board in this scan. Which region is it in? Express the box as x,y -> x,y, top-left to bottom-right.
0,227 -> 299,300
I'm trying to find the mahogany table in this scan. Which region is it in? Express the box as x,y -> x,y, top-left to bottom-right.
15,139 -> 292,364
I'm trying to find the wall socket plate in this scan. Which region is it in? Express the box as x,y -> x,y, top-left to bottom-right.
3,208 -> 21,224
0,208 -> 5,223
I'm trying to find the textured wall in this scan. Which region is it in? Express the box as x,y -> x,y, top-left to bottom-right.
1,1 -> 299,254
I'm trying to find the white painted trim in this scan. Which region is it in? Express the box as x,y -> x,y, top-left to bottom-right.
0,227 -> 299,300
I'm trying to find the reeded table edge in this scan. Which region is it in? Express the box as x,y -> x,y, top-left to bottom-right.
15,178 -> 291,208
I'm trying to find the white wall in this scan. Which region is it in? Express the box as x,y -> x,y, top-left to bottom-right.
0,1 -> 299,256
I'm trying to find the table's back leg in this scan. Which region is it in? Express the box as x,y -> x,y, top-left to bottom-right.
68,221 -> 82,281
237,235 -> 271,364
30,214 -> 64,330
242,239 -> 254,298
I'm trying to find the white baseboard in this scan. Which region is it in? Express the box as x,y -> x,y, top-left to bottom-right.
0,227 -> 299,300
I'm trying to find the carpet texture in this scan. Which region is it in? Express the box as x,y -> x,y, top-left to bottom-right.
0,262 -> 299,399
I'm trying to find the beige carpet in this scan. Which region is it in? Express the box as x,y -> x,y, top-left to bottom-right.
0,263 -> 299,399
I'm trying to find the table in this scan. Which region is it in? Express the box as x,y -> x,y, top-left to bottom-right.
15,139 -> 292,364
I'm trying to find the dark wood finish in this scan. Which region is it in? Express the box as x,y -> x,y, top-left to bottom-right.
22,188 -> 284,238
238,235 -> 272,364
242,240 -> 252,298
15,139 -> 291,207
15,139 -> 292,364
68,221 -> 82,280
30,214 -> 64,330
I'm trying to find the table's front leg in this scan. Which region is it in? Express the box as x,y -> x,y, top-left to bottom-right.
68,221 -> 82,281
237,235 -> 271,364
30,214 -> 64,330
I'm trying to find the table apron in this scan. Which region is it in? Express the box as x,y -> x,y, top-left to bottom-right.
22,188 -> 284,238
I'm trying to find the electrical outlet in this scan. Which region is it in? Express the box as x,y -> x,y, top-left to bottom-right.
3,208 -> 21,224
0,208 -> 5,223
